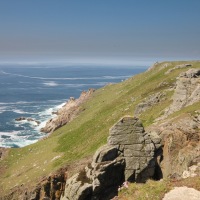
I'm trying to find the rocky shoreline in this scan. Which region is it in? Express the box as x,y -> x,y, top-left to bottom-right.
13,88 -> 95,136
40,88 -> 95,134
15,117 -> 41,126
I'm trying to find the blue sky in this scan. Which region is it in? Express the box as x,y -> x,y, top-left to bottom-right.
0,0 -> 200,64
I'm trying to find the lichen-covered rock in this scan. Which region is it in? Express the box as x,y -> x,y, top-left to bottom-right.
159,68 -> 200,119
92,158 -> 125,199
62,116 -> 159,200
147,113 -> 200,178
61,173 -> 92,200
134,92 -> 166,116
108,116 -> 156,182
92,145 -> 119,165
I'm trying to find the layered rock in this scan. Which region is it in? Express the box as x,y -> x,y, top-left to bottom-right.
147,113 -> 200,178
61,116 -> 160,200
134,92 -> 166,116
160,68 -> 200,119
1,169 -> 68,200
41,89 -> 95,133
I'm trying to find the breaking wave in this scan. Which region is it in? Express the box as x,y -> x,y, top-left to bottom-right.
1,70 -> 131,80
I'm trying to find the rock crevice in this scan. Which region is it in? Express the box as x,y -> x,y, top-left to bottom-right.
61,116 -> 161,200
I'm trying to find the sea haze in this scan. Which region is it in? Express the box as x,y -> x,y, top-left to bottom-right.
0,64 -> 147,148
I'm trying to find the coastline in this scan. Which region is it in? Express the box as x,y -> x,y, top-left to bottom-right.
40,88 -> 95,134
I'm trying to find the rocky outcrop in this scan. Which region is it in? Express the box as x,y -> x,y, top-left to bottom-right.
107,116 -> 161,182
147,62 -> 171,72
41,89 -> 95,133
2,169 -> 68,200
160,68 -> 200,119
165,63 -> 192,75
61,116 -> 161,200
182,162 -> 200,179
147,113 -> 200,178
134,92 -> 166,116
15,117 -> 41,125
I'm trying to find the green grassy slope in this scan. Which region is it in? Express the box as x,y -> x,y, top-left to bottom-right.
0,61 -> 200,195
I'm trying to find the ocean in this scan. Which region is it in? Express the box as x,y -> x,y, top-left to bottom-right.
0,64 -> 147,148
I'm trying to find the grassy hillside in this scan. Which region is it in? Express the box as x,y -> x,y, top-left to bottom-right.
0,61 -> 200,195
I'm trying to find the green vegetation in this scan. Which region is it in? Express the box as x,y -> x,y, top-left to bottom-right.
0,61 -> 200,195
118,177 -> 200,200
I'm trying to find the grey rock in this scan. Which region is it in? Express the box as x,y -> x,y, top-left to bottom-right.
92,145 -> 118,166
61,173 -> 92,200
159,68 -> 200,120
63,116 -> 158,200
134,92 -> 166,116
92,158 -> 125,195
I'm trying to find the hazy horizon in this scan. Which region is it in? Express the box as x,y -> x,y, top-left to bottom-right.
0,1 -> 200,63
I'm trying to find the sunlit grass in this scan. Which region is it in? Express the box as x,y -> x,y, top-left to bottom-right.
0,61 -> 200,195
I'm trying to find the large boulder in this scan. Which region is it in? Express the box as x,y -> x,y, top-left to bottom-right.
108,116 -> 156,182
62,116 -> 159,200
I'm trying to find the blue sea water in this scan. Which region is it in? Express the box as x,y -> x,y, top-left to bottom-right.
0,64 -> 147,148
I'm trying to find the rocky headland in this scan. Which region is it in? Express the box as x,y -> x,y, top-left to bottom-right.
0,61 -> 200,200
40,88 -> 95,134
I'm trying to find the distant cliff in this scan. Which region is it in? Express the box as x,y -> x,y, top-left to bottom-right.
41,88 -> 95,134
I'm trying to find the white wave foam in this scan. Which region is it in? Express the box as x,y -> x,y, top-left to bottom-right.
0,100 -> 62,105
55,102 -> 66,109
43,81 -> 59,87
0,129 -> 44,148
36,101 -> 67,131
0,106 -> 8,113
47,99 -> 67,103
1,70 -> 132,81
15,119 -> 39,127
36,120 -> 48,131
39,107 -> 54,117
0,131 -> 20,137
0,101 -> 29,105
0,138 -> 38,148
12,109 -> 28,114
